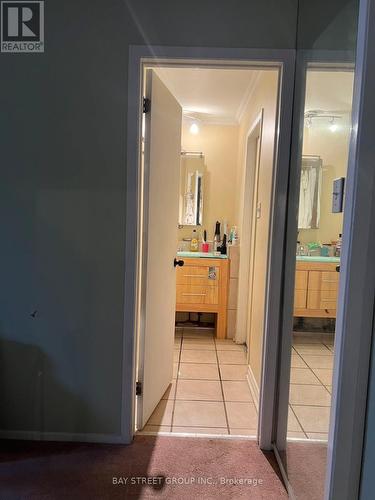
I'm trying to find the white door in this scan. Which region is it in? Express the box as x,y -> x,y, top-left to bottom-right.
138,70 -> 182,429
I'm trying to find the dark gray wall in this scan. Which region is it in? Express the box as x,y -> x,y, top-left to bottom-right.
0,0 -> 358,438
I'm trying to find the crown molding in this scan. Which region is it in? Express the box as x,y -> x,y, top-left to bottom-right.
236,71 -> 262,124
182,112 -> 238,126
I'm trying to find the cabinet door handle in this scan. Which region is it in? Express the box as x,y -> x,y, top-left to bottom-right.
183,274 -> 207,278
322,279 -> 337,283
182,293 -> 206,296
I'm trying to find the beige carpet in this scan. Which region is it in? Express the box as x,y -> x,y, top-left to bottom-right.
0,435 -> 287,499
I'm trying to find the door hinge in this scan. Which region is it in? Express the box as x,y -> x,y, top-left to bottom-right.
143,97 -> 151,113
136,381 -> 142,396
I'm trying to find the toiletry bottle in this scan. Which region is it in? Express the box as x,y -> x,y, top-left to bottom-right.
296,241 -> 301,256
223,220 -> 228,239
335,234 -> 342,257
190,229 -> 199,252
220,234 -> 227,255
214,221 -> 221,251
230,226 -> 239,246
202,230 -> 209,253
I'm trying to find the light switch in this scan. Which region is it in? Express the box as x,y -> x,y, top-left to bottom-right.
256,202 -> 262,219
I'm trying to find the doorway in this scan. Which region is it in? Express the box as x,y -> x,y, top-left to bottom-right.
124,47 -> 295,447
139,67 -> 277,436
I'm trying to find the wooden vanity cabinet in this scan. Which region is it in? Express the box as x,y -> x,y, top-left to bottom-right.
294,261 -> 339,318
176,257 -> 229,338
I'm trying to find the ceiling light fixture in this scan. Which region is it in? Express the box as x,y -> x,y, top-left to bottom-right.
189,122 -> 199,135
304,110 -> 343,132
329,117 -> 338,133
305,115 -> 313,128
184,112 -> 202,135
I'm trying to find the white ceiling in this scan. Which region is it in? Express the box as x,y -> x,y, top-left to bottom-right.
154,67 -> 260,125
153,67 -> 355,126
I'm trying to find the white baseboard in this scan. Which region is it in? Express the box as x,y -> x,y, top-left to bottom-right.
0,429 -> 127,444
246,365 -> 260,412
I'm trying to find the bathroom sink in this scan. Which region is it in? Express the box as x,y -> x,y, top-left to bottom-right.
296,255 -> 340,263
177,251 -> 228,259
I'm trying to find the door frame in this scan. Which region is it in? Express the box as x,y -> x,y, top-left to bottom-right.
236,111 -> 263,411
122,45 -> 296,445
273,34 -> 375,500
236,110 -> 263,351
245,113 -> 264,360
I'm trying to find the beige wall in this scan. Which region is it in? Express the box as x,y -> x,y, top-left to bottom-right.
235,71 -> 279,388
298,69 -> 354,245
298,118 -> 351,245
179,122 -> 239,241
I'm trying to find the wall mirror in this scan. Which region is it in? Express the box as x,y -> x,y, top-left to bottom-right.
179,152 -> 205,226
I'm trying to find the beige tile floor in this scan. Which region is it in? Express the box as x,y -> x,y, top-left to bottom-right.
143,327 -> 257,436
288,333 -> 334,441
142,328 -> 334,441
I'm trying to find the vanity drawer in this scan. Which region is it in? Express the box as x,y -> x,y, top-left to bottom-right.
295,270 -> 308,290
176,284 -> 219,305
307,290 -> 337,310
176,265 -> 220,286
308,271 -> 339,291
294,289 -> 307,309
320,272 -> 339,292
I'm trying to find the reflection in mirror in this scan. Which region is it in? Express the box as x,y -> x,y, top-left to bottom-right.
298,155 -> 322,230
179,152 -> 205,226
284,67 -> 355,500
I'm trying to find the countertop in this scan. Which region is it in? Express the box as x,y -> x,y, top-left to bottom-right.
177,251 -> 228,259
296,255 -> 340,263
176,252 -> 339,263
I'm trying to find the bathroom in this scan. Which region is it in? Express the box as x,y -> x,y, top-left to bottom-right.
138,65 -> 280,435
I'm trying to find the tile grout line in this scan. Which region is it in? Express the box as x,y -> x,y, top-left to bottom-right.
170,329 -> 183,432
214,335 -> 231,435
309,372 -> 333,390
170,330 -> 258,434
296,345 -> 333,373
292,347 -> 309,366
289,401 -> 331,408
298,359 -> 333,386
289,338 -> 333,440
290,342 -> 332,436
171,398 -> 255,403
290,382 -> 328,386
288,404 -> 308,439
